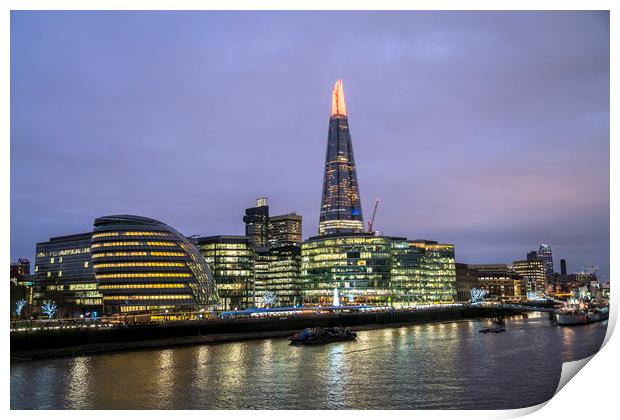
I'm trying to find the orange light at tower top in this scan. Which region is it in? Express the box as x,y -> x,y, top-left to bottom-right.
331,79 -> 347,117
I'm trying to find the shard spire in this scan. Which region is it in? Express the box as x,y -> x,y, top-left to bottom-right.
331,79 -> 347,117
319,80 -> 364,235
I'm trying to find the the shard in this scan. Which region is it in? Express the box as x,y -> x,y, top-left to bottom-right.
318,80 -> 364,235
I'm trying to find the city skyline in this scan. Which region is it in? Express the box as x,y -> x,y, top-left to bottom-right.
10,11 -> 610,280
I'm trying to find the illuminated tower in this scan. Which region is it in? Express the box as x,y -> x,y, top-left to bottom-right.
318,80 -> 364,235
537,243 -> 554,280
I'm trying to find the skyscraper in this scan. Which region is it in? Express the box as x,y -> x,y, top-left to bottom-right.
318,80 -> 364,235
243,198 -> 270,249
537,243 -> 554,279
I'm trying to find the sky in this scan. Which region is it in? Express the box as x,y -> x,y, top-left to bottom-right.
10,11 -> 610,280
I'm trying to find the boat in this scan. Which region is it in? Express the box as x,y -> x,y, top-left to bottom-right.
555,306 -> 609,326
289,327 -> 357,345
479,326 -> 506,334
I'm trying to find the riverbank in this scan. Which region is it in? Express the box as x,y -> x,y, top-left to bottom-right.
11,305 -> 522,361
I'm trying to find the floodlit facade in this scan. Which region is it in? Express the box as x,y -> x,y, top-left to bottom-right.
318,80 -> 364,235
195,235 -> 255,310
33,232 -> 101,317
92,215 -> 218,314
301,233 -> 456,306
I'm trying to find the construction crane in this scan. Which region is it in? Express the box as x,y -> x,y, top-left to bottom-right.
367,199 -> 380,234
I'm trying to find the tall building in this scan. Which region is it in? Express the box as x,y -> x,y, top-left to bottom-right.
512,259 -> 546,292
301,233 -> 456,307
560,259 -> 567,276
537,243 -> 554,279
92,215 -> 218,314
243,198 -> 269,249
318,80 -> 364,235
33,232 -> 101,317
268,213 -> 302,248
195,235 -> 255,310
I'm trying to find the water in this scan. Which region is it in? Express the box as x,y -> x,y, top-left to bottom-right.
10,313 -> 607,410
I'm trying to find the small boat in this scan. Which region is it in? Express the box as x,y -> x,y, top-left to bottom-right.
289,327 -> 357,345
479,326 -> 506,334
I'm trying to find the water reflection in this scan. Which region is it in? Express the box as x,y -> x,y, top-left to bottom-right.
11,318 -> 607,410
65,357 -> 91,409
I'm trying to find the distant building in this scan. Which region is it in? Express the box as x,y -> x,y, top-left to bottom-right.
469,264 -> 526,301
537,243 -> 554,279
10,259 -> 34,319
301,233 -> 456,307
92,215 -> 218,315
11,258 -> 30,278
33,232 -> 100,317
195,235 -> 255,310
268,213 -> 302,248
512,259 -> 546,292
455,263 -> 480,301
560,259 -> 567,276
318,80 -> 365,235
243,198 -> 270,249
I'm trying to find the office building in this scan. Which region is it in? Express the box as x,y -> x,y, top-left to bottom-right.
318,80 -> 364,235
301,233 -> 456,306
33,232 -> 101,317
255,245 -> 302,308
243,198 -> 270,249
195,235 -> 254,310
268,213 -> 302,248
455,263 -> 480,301
560,259 -> 567,276
470,264 -> 526,301
512,259 -> 546,292
92,215 -> 218,314
391,240 -> 457,306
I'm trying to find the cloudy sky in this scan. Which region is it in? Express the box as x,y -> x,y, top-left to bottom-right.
10,11 -> 610,279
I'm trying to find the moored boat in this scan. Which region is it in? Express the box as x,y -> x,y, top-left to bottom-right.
555,306 -> 609,326
289,327 -> 357,345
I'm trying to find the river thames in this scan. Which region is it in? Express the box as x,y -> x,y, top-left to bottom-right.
10,312 -> 607,410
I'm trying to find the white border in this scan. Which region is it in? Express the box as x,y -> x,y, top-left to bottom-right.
3,1 -> 616,419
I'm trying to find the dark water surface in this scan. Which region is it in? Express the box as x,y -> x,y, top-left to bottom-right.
10,313 -> 607,410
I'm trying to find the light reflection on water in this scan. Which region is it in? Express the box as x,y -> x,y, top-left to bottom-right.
11,315 -> 607,410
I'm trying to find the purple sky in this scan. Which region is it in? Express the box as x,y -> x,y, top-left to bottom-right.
10,11 -> 610,280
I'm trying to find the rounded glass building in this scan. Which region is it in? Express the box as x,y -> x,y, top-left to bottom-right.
91,215 -> 218,314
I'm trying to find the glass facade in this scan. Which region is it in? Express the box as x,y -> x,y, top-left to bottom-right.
301,234 -> 456,306
391,240 -> 457,306
195,236 -> 255,310
537,243 -> 554,280
255,246 -> 302,308
319,80 -> 364,235
92,215 -> 218,314
34,233 -> 101,317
